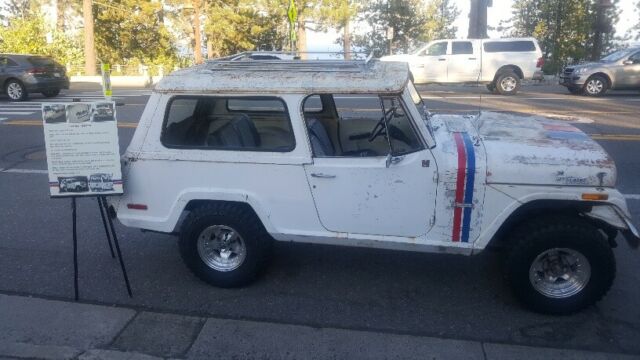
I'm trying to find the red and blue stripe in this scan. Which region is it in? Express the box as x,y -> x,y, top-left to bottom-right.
452,132 -> 475,243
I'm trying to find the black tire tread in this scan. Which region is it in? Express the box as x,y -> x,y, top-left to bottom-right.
505,214 -> 615,315
495,70 -> 521,95
179,202 -> 272,288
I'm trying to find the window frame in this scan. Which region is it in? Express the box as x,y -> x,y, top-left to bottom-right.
301,93 -> 426,159
424,41 -> 448,57
160,95 -> 296,153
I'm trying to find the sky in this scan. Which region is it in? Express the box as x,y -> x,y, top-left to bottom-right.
307,0 -> 639,52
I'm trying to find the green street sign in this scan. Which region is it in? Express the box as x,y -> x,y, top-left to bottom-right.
288,0 -> 297,24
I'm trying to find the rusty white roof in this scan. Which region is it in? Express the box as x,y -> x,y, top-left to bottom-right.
154,59 -> 409,94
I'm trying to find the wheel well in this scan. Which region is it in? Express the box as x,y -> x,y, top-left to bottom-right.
3,77 -> 23,90
494,65 -> 524,81
587,72 -> 611,88
179,199 -> 263,233
488,200 -> 617,249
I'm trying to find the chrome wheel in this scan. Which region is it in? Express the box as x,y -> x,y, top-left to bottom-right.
529,248 -> 591,299
500,76 -> 517,92
197,225 -> 246,272
7,82 -> 23,100
585,78 -> 604,95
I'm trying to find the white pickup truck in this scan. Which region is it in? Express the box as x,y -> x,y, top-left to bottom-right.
382,38 -> 544,95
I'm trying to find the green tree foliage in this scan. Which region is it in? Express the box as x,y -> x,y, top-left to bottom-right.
0,10 -> 82,65
93,0 -> 179,71
204,0 -> 288,57
353,0 -> 459,57
504,0 -> 621,73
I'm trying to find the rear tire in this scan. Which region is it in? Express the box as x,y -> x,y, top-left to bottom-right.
583,75 -> 608,97
505,215 -> 615,315
179,203 -> 272,288
42,89 -> 61,97
5,79 -> 27,101
495,71 -> 521,95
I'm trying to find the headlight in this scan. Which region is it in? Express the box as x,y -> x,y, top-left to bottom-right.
575,68 -> 589,74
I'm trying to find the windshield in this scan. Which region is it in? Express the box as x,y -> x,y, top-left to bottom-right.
407,81 -> 435,144
600,49 -> 631,63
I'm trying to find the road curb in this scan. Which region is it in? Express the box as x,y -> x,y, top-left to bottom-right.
1,293 -> 639,359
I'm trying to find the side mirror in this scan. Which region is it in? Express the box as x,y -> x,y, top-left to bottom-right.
623,60 -> 634,65
385,153 -> 392,168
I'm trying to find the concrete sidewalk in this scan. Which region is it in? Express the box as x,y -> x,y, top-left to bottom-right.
0,294 -> 637,360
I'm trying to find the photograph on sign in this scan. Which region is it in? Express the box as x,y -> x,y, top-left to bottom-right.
42,102 -> 123,197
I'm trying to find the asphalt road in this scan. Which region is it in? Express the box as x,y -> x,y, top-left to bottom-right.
1,83 -> 639,355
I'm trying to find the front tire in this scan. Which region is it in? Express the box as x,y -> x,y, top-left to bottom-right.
495,71 -> 521,95
5,80 -> 27,101
584,75 -> 608,97
179,203 -> 272,288
505,215 -> 615,315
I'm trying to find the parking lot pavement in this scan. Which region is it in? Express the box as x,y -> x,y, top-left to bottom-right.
1,84 -> 640,357
2,294 -> 639,360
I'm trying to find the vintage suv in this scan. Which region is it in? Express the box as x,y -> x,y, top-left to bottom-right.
110,57 -> 639,314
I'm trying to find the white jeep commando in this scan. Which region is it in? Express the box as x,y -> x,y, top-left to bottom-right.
111,57 -> 639,314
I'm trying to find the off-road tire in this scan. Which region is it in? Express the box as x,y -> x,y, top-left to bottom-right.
5,79 -> 27,101
42,89 -> 61,97
495,71 -> 521,95
179,203 -> 272,288
583,75 -> 608,97
505,215 -> 615,315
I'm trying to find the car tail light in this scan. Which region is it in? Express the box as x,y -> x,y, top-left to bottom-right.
27,67 -> 48,75
536,57 -> 545,68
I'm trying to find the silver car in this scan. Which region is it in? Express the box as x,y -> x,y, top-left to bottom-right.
560,47 -> 640,96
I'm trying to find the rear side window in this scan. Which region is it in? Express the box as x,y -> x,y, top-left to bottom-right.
162,96 -> 295,152
28,56 -> 56,66
483,41 -> 536,53
452,41 -> 473,55
0,57 -> 19,67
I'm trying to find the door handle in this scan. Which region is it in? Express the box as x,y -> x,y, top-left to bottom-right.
311,173 -> 336,179
468,57 -> 477,60
438,58 -> 447,61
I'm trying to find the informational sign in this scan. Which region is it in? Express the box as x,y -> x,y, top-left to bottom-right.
101,64 -> 112,99
42,102 -> 123,197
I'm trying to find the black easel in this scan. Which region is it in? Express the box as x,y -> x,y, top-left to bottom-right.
71,196 -> 132,300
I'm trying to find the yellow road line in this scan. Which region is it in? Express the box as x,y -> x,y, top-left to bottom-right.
590,134 -> 640,141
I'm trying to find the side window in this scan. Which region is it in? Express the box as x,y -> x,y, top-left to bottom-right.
452,41 -> 473,55
483,41 -> 536,53
302,94 -> 422,158
0,57 -> 6,67
6,58 -> 19,66
161,96 -> 295,152
426,42 -> 447,56
629,52 -> 640,64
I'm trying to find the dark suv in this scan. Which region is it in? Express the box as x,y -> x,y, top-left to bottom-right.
0,54 -> 69,101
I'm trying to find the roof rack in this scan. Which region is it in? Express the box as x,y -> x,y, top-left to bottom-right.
203,51 -> 377,73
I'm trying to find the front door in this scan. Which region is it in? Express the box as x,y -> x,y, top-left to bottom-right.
412,41 -> 449,83
302,94 -> 436,237
614,51 -> 640,89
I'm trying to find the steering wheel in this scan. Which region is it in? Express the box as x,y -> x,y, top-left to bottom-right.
368,107 -> 397,142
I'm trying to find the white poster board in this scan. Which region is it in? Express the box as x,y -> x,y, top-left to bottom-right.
43,102 -> 123,197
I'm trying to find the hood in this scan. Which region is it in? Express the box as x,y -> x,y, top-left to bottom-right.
431,112 -> 616,188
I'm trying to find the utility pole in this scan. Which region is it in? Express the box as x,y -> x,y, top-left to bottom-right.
468,0 -> 491,39
83,0 -> 96,75
592,0 -> 613,61
192,0 -> 203,64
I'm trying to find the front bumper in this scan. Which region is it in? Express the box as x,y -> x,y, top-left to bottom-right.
559,74 -> 584,87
